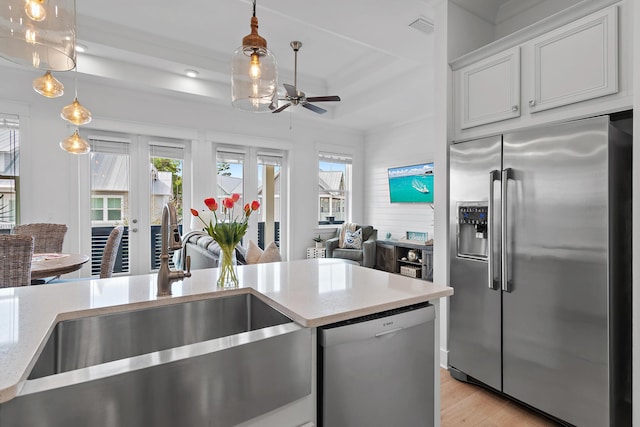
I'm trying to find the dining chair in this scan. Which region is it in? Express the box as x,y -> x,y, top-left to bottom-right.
100,226 -> 124,278
12,223 -> 68,253
0,235 -> 34,288
48,225 -> 124,284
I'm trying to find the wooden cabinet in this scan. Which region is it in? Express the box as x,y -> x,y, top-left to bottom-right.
375,240 -> 433,281
455,47 -> 521,129
527,6 -> 618,113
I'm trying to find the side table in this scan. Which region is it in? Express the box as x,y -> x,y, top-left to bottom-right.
307,247 -> 326,259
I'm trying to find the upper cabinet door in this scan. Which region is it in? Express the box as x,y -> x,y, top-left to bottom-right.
527,6 -> 618,113
456,47 -> 521,130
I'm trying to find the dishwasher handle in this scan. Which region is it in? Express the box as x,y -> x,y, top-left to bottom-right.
375,327 -> 404,338
320,304 -> 435,348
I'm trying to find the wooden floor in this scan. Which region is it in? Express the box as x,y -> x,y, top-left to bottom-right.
440,369 -> 561,427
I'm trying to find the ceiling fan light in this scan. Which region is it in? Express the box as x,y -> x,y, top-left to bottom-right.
0,0 -> 77,71
61,97 -> 92,125
32,70 -> 64,97
60,129 -> 90,154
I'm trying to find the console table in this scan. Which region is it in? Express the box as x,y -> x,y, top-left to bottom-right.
375,240 -> 433,281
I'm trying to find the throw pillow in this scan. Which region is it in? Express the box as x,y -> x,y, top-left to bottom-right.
246,240 -> 263,264
343,228 -> 363,249
339,222 -> 357,248
258,241 -> 282,263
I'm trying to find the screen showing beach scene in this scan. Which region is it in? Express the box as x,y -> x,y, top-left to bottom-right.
388,163 -> 434,203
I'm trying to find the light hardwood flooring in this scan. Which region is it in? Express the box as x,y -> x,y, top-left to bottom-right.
440,368 -> 561,427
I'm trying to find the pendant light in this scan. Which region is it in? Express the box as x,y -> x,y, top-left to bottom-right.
61,69 -> 91,125
61,97 -> 91,124
24,0 -> 47,22
59,128 -> 90,154
32,70 -> 64,97
0,0 -> 77,71
231,0 -> 277,113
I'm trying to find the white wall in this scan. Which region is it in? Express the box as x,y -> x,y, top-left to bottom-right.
0,65 -> 365,270
363,119 -> 436,241
494,0 -> 582,40
447,2 -> 495,60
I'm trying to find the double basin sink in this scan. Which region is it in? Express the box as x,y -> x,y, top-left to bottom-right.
0,294 -> 311,427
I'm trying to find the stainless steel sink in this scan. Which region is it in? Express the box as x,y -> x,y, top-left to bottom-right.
0,294 -> 311,427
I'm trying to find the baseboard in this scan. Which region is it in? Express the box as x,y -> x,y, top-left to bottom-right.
439,348 -> 449,369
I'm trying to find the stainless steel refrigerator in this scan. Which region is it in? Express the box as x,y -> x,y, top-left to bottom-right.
448,114 -> 632,427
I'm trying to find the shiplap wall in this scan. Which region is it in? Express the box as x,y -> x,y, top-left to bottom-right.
363,119 -> 436,241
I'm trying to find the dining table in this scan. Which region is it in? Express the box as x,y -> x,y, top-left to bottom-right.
31,253 -> 90,280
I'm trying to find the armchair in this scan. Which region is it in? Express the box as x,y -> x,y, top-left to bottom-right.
326,224 -> 377,268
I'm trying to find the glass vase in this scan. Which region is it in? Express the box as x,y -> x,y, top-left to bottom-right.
217,244 -> 238,288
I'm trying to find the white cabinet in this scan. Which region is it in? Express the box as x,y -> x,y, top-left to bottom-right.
455,47 -> 520,129
527,6 -> 618,113
452,4 -> 620,132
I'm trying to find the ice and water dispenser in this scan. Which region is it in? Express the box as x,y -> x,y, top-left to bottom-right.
456,203 -> 488,259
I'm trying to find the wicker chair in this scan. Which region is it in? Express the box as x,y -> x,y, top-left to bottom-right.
12,223 -> 68,253
0,235 -> 34,288
100,226 -> 124,278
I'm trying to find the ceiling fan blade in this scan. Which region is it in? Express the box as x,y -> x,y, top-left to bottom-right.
306,95 -> 341,102
302,102 -> 327,114
283,83 -> 297,97
272,103 -> 292,114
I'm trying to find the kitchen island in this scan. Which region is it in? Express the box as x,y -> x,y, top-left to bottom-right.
0,259 -> 453,426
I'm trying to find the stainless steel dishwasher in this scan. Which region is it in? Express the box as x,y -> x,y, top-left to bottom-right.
318,302 -> 435,427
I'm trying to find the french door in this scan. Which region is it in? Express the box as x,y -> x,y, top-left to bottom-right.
214,147 -> 286,255
84,132 -> 188,276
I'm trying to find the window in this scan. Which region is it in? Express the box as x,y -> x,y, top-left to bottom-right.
150,143 -> 184,270
89,138 -> 131,275
0,114 -> 19,229
318,153 -> 351,225
91,196 -> 123,222
257,154 -> 282,249
217,150 -> 245,207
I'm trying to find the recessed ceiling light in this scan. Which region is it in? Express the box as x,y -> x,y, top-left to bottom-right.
75,43 -> 88,53
185,69 -> 199,78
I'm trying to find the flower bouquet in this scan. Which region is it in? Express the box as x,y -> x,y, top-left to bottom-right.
191,194 -> 260,287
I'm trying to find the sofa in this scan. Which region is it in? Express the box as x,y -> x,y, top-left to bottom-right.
325,224 -> 377,268
173,231 -> 246,270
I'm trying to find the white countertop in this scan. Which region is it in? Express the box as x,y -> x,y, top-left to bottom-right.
0,258 -> 452,404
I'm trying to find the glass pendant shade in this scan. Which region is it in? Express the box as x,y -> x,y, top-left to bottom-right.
60,128 -> 90,154
61,97 -> 91,125
0,0 -> 77,71
231,15 -> 277,113
32,70 -> 64,97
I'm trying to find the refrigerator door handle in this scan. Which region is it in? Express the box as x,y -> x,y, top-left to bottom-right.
488,170 -> 500,290
501,168 -> 512,292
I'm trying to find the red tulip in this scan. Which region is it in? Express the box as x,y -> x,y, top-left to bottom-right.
244,203 -> 250,213
231,193 -> 240,202
190,208 -> 199,217
251,200 -> 260,211
223,198 -> 235,209
204,197 -> 218,211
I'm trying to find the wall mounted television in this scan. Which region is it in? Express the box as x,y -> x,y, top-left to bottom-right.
388,162 -> 434,203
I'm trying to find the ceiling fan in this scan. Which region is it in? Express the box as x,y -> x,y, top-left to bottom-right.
272,41 -> 341,115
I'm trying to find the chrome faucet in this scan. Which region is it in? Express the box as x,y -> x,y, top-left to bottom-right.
157,202 -> 191,296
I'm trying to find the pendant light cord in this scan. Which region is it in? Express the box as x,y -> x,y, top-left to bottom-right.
252,0 -> 256,17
